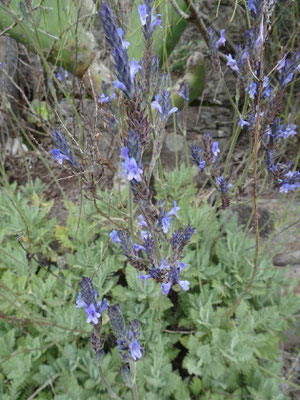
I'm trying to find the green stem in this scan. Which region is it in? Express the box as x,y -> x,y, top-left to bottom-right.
257,365 -> 300,391
128,186 -> 134,238
147,102 -> 168,202
182,127 -> 193,185
230,0 -> 239,22
224,92 -> 250,176
242,0 -> 251,28
97,366 -> 122,400
129,360 -> 139,400
227,42 -> 265,318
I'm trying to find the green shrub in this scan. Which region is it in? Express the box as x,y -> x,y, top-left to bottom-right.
0,171 -> 299,399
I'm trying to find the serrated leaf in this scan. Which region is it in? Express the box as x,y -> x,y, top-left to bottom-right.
55,225 -> 75,250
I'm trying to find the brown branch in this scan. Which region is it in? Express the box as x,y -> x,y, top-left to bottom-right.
169,0 -> 190,20
169,0 -> 236,60
0,314 -> 90,334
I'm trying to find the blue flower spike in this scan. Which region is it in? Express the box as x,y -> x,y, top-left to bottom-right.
50,130 -> 79,168
76,277 -> 108,326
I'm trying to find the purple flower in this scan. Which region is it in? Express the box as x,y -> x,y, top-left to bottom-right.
178,280 -> 190,291
263,76 -> 269,89
100,298 -> 109,314
247,0 -> 256,14
100,2 -> 123,50
98,93 -> 111,104
76,292 -> 87,308
242,46 -> 249,64
247,0 -> 263,19
130,59 -> 142,83
76,277 -> 108,325
161,260 -> 190,295
134,243 -> 146,252
266,118 -> 297,143
109,305 -> 143,362
248,81 -> 257,99
181,224 -> 195,245
85,303 -> 101,324
50,149 -> 71,164
238,116 -> 250,128
167,201 -> 180,217
208,27 -> 226,53
279,171 -> 300,193
278,53 -> 300,87
138,214 -> 148,229
150,7 -> 162,33
280,124 -> 297,139
272,121 -> 297,142
143,235 -> 154,259
138,271 -> 151,285
212,141 -> 220,162
217,176 -> 232,194
161,201 -> 180,233
225,54 -> 240,73
116,230 -> 134,257
191,145 -> 205,169
266,149 -> 276,173
138,4 -> 147,25
139,259 -> 167,286
80,277 -> 98,305
98,91 -> 116,105
216,29 -> 226,49
100,2 -> 141,98
282,73 -> 294,87
110,230 -> 121,243
179,82 -> 190,102
121,147 -> 129,158
129,339 -> 143,360
113,77 -> 128,93
117,27 -> 130,49
151,92 -> 178,122
161,281 -> 172,295
171,229 -> 182,250
126,130 -> 142,168
112,59 -> 141,95
140,258 -> 190,295
277,57 -> 286,72
120,144 -> 143,182
121,156 -> 143,181
263,84 -> 272,99
98,80 -> 116,105
51,130 -> 79,167
138,2 -> 161,37
151,95 -> 162,113
56,69 -> 68,81
161,216 -> 171,234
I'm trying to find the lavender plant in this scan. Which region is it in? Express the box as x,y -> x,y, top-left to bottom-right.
51,1 -> 197,396
53,0 -> 299,397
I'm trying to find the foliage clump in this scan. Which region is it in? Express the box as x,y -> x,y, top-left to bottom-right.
0,173 -> 299,399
